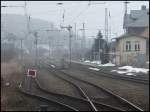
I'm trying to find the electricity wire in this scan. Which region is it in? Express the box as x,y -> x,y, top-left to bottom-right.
68,4 -> 90,24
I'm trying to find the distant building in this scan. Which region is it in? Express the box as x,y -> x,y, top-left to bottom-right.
110,5 -> 149,66
123,5 -> 149,35
115,34 -> 147,66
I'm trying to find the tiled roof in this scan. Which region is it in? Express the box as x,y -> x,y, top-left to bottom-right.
123,9 -> 149,28
116,34 -> 147,41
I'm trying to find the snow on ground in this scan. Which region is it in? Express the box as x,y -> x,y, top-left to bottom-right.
98,62 -> 116,67
111,65 -> 149,76
84,60 -> 91,63
118,66 -> 149,74
38,44 -> 49,50
126,73 -> 135,76
83,60 -> 101,64
111,70 -> 136,76
91,61 -> 101,65
51,65 -> 55,68
89,67 -> 100,71
111,70 -> 127,74
83,60 -> 115,67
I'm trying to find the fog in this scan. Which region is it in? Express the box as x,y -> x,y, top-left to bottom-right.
1,1 -> 149,63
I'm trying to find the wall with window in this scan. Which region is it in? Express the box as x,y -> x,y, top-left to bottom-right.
124,40 -> 141,52
115,36 -> 146,66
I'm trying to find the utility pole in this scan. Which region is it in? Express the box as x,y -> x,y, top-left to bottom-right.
63,9 -> 65,23
105,8 -> 108,43
48,37 -> 51,58
79,23 -> 86,60
124,1 -> 130,16
83,23 -> 86,49
24,1 -> 30,34
104,8 -> 109,63
61,25 -> 72,67
20,38 -> 24,65
46,29 -> 61,59
123,1 -> 130,33
99,35 -> 101,61
109,11 -> 111,42
74,23 -> 77,39
34,32 -> 38,67
74,23 -> 77,59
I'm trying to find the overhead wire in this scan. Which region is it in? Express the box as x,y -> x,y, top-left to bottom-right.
68,3 -> 90,24
31,10 -> 59,14
28,1 -> 91,6
67,1 -> 107,25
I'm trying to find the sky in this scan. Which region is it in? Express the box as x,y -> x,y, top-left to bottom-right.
1,1 -> 149,40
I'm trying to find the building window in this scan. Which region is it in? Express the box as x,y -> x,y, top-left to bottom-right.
126,41 -> 131,51
135,41 -> 140,51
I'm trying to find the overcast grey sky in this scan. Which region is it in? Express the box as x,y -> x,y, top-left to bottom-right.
1,1 -> 149,39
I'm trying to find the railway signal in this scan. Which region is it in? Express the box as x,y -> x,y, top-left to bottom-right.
26,69 -> 37,92
27,69 -> 37,78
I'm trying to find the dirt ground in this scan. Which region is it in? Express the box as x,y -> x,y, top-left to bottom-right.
37,69 -> 82,98
1,58 -> 148,111
1,60 -> 41,111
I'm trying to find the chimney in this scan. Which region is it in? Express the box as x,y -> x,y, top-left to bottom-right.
141,5 -> 146,10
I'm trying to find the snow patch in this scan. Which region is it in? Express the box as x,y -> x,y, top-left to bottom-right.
111,70 -> 136,76
91,61 -> 101,65
111,65 -> 149,76
83,60 -> 115,67
118,66 -> 149,74
38,44 -> 49,50
126,73 -> 136,76
111,70 -> 127,74
98,62 -> 115,67
84,60 -> 90,63
89,67 -> 100,71
51,65 -> 55,68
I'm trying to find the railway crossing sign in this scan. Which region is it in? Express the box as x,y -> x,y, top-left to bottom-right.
27,69 -> 37,78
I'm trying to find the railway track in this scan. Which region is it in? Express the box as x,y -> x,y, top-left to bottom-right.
39,61 -> 124,111
70,62 -> 149,85
41,60 -> 143,111
19,70 -> 123,111
18,76 -> 78,111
